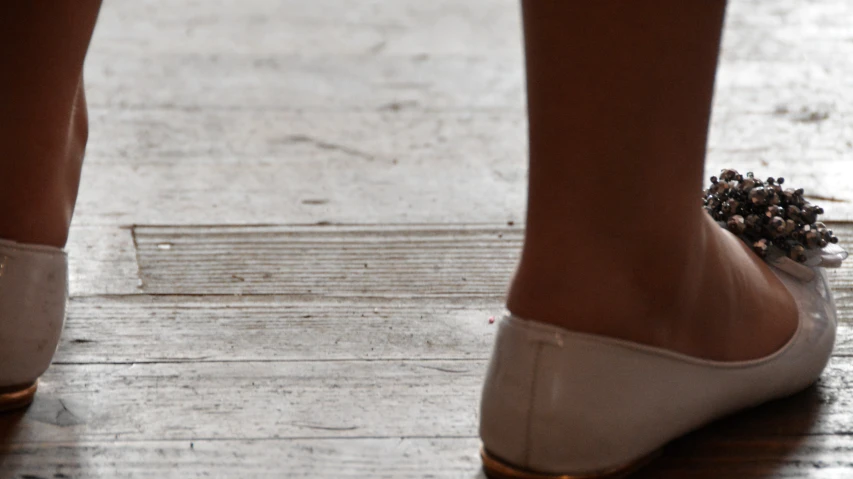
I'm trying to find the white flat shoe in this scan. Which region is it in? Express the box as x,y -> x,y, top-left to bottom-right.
480,169 -> 848,478
0,239 -> 67,412
479,264 -> 839,478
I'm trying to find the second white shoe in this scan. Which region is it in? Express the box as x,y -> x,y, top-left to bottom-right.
0,238 -> 67,411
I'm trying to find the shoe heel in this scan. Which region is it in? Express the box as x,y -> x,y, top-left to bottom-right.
0,381 -> 38,412
481,447 -> 659,479
0,239 -> 67,409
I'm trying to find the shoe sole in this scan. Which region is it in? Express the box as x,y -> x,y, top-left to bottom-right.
481,446 -> 660,479
0,381 -> 38,413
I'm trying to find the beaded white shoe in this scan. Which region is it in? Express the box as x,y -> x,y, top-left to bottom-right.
0,239 -> 67,412
479,170 -> 847,478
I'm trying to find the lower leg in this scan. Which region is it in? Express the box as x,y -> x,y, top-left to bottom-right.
507,0 -> 797,361
0,1 -> 102,247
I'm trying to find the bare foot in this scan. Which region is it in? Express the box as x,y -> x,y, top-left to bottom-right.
507,212 -> 799,361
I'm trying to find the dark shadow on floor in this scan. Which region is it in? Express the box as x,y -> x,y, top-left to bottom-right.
0,387 -> 84,478
633,385 -> 827,479
0,407 -> 27,469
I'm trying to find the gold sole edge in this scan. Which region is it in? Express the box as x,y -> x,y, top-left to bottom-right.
480,446 -> 660,479
0,381 -> 38,413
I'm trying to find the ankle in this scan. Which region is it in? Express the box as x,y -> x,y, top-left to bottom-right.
507,264 -> 660,343
507,213 -> 799,360
0,196 -> 73,247
510,211 -> 711,316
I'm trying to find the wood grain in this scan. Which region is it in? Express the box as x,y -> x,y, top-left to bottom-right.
0,438 -> 486,479
57,296 -> 499,363
3,435 -> 853,479
66,226 -> 141,297
132,225 -> 522,296
15,360 -> 486,442
2,356 -> 852,443
52,293 -> 853,367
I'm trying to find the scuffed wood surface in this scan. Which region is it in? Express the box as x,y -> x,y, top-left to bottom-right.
66,226 -> 140,297
2,357 -> 853,442
3,435 -> 853,479
57,296 -> 499,363
0,438 -> 487,479
50,296 -> 853,363
72,108 -> 851,226
133,225 -> 522,296
15,360 -> 487,441
55,224 -> 852,368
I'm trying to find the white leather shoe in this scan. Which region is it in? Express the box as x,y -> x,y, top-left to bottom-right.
0,239 -> 67,412
479,263 -> 841,478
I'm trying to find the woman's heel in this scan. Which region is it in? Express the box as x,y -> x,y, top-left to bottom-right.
0,239 -> 67,411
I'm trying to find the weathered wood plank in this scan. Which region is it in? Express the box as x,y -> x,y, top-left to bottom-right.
1,358 -> 851,444
88,0 -> 853,62
85,0 -> 853,114
0,438 -> 486,479
91,0 -> 523,58
83,0 -> 853,113
71,157 -> 530,227
86,109 -> 850,166
131,224 -> 853,295
18,360 -> 485,442
3,435 -> 853,479
84,54 -> 527,111
132,225 -> 522,296
66,226 -> 141,297
83,109 -> 528,166
57,296 -> 499,363
82,53 -> 853,114
825,224 -> 853,289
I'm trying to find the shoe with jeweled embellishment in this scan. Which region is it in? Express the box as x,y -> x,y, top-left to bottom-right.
479,170 -> 847,478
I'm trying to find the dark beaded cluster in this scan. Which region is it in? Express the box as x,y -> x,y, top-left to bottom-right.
702,169 -> 839,262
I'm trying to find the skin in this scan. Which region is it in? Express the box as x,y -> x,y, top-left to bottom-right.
507,0 -> 799,361
0,1 -> 101,247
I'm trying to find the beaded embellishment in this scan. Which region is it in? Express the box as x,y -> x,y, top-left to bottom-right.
703,169 -> 847,281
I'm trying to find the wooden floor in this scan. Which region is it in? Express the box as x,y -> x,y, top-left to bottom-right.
2,0 -> 853,477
